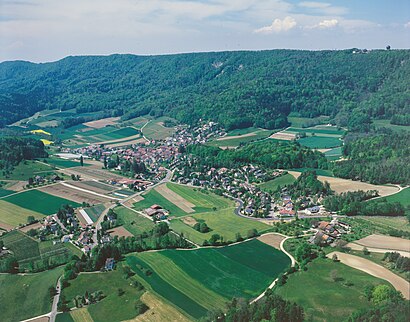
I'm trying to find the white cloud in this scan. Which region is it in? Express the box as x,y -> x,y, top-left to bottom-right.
254,16 -> 297,34
317,19 -> 339,28
298,1 -> 347,15
405,21 -> 410,28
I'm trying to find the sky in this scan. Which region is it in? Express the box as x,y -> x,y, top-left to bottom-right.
0,0 -> 409,62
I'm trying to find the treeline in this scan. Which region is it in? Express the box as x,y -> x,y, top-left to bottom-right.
323,190 -> 405,216
0,137 -> 48,170
1,50 -> 409,130
187,140 -> 329,170
382,252 -> 410,272
333,132 -> 410,184
206,290 -> 304,322
282,171 -> 332,199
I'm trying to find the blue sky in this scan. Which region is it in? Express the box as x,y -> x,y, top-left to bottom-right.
0,0 -> 409,62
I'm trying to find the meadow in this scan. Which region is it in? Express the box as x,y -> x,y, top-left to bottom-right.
0,200 -> 44,227
134,189 -> 187,217
258,173 -> 296,192
0,160 -> 57,180
0,267 -> 63,322
142,117 -> 177,140
356,216 -> 410,233
298,136 -> 342,149
287,115 -> 330,128
127,239 -> 290,319
376,187 -> 410,207
206,129 -> 272,148
84,204 -> 106,222
61,263 -> 146,322
324,147 -> 343,160
276,258 -> 391,322
115,206 -> 155,236
373,119 -> 410,132
3,189 -> 81,215
45,157 -> 85,168
170,208 -> 271,245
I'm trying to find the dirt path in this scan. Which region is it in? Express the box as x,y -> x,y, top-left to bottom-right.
60,182 -> 120,200
327,251 -> 410,299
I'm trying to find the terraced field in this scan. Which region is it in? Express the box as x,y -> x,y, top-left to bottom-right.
127,239 -> 290,319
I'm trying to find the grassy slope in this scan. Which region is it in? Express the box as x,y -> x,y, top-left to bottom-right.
3,190 -> 81,215
134,189 -> 187,217
206,129 -> 271,148
381,187 -> 410,207
276,258 -> 390,322
61,264 -> 145,322
0,161 -> 57,180
170,207 -> 271,245
115,206 -> 155,236
0,200 -> 45,226
258,174 -> 296,192
0,267 -> 63,322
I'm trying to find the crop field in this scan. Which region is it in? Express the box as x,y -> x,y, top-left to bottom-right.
69,180 -> 117,194
142,117 -> 177,140
61,264 -> 146,322
134,189 -> 187,217
357,216 -> 410,233
84,204 -> 106,222
276,258 -> 390,322
206,129 -> 272,148
373,119 -> 410,132
352,234 -> 409,252
258,173 -> 296,192
94,126 -> 140,141
83,116 -> 120,128
298,136 -> 342,149
127,239 -> 290,319
170,207 -> 271,245
288,115 -> 330,128
0,160 -> 57,180
0,267 -> 63,322
155,184 -> 195,213
3,189 -> 81,215
66,166 -> 125,181
0,188 -> 15,197
45,157 -> 85,168
115,206 -> 155,236
0,200 -> 44,227
106,137 -> 146,148
287,126 -> 345,136
0,230 -> 40,261
376,187 -> 410,207
324,147 -> 343,160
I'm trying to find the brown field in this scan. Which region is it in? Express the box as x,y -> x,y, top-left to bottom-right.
352,234 -> 410,252
269,131 -> 296,141
327,251 -> 410,299
69,181 -> 117,195
155,184 -> 195,213
63,166 -> 125,181
217,132 -> 256,141
108,226 -> 133,238
106,137 -> 146,148
257,233 -> 286,250
39,184 -> 112,205
181,216 -> 198,227
69,308 -> 94,322
0,221 -> 14,231
83,117 -> 120,128
26,317 -> 49,322
19,222 -> 43,233
288,171 -> 399,197
128,292 -> 191,322
6,180 -> 26,192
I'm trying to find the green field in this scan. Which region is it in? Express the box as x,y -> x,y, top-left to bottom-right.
142,117 -> 177,140
0,188 -> 15,198
3,190 -> 81,215
84,204 -> 106,222
356,216 -> 410,233
276,258 -> 391,321
94,126 -> 140,141
288,126 -> 345,136
324,147 -> 343,160
290,168 -> 334,177
0,160 -> 57,180
288,115 -> 330,128
298,136 -> 342,149
206,129 -> 272,148
378,187 -> 410,207
127,239 -> 289,319
0,200 -> 44,227
45,157 -> 86,168
134,189 -> 187,217
373,119 -> 410,132
0,267 -> 63,322
258,173 -> 296,192
61,263 -> 145,322
170,208 -> 271,245
115,206 -> 155,236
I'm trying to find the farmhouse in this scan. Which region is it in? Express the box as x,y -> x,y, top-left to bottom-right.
105,258 -> 115,270
305,206 -> 320,215
145,204 -> 168,217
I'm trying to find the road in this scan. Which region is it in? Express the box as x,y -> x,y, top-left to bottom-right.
49,276 -> 62,322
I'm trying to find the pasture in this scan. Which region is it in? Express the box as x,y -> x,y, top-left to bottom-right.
127,239 -> 290,319
288,115 -> 330,128
0,160 -> 56,180
258,173 -> 296,192
83,204 -> 106,222
276,258 -> 390,322
134,189 -> 187,217
142,117 -> 177,140
61,264 -> 146,322
3,189 -> 81,215
170,208 -> 271,245
324,147 -> 343,160
356,216 -> 410,233
373,119 -> 410,132
115,206 -> 155,236
45,157 -> 85,168
298,136 -> 342,149
377,187 -> 410,207
0,267 -> 63,322
206,128 -> 272,148
0,200 -> 44,227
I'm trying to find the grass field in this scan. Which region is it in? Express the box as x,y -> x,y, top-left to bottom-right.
0,188 -> 14,197
276,258 -> 391,322
206,129 -> 272,148
0,200 -> 44,227
0,267 -> 63,322
3,189 -> 81,215
324,147 -> 343,160
287,126 -> 345,136
170,207 -> 271,245
356,216 -> 410,233
373,120 -> 410,132
127,239 -> 290,319
0,161 -> 57,180
375,187 -> 410,207
298,136 -> 342,149
142,117 -> 177,140
115,206 -> 155,236
134,189 -> 187,217
290,168 -> 334,177
45,158 -> 85,168
288,116 -> 330,128
94,127 -> 140,141
84,204 -> 106,222
258,174 -> 296,192
61,263 -> 145,322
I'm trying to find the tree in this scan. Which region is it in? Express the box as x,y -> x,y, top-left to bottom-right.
135,299 -> 149,314
371,285 -> 403,305
80,155 -> 84,166
332,253 -> 339,262
27,215 -> 35,224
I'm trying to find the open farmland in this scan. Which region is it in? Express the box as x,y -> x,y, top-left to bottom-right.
142,118 -> 177,140
0,160 -> 57,180
69,180 -> 118,194
375,187 -> 410,207
127,239 -> 290,319
0,200 -> 44,227
154,184 -> 195,213
287,171 -> 399,196
83,204 -> 106,222
276,258 -> 392,322
115,206 -> 155,236
61,263 -> 146,322
83,116 -> 120,128
3,189 -> 81,215
134,189 -> 187,217
108,225 -> 134,238
258,173 -> 296,192
206,128 -> 272,148
351,234 -> 410,253
298,136 -> 342,149
0,267 -> 63,322
170,208 -> 271,245
356,216 -> 410,233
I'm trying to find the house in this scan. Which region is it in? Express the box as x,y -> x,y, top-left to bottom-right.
305,206 -> 320,215
105,258 -> 115,270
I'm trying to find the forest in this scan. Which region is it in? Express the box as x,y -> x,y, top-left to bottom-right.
0,49 -> 409,130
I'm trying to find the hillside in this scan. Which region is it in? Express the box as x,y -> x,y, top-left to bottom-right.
1,49 -> 409,129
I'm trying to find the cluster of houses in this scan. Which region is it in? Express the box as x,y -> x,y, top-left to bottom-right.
309,218 -> 351,246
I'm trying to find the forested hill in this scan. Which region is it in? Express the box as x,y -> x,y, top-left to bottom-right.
0,49 -> 409,129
